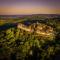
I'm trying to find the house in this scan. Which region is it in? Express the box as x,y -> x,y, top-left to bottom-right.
17,23 -> 33,32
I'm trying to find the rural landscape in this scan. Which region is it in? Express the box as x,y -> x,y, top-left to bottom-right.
0,14 -> 60,60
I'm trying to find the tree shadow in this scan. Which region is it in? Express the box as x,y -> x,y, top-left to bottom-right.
0,23 -> 17,31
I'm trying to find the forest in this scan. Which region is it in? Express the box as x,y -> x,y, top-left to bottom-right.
0,14 -> 60,60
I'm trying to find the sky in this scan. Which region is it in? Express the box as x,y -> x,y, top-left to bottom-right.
0,0 -> 60,15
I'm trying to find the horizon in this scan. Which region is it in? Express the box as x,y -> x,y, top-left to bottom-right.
1,13 -> 60,15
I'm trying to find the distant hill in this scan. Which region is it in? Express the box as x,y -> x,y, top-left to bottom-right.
0,14 -> 60,19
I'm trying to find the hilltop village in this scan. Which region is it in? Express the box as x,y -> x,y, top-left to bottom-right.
17,22 -> 55,40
